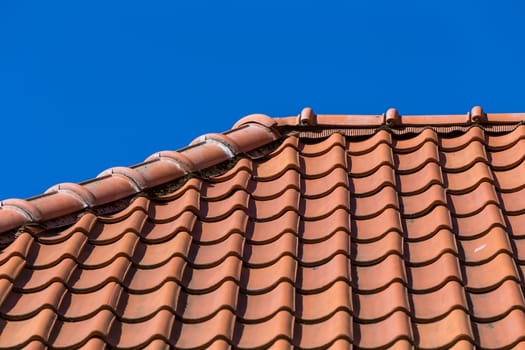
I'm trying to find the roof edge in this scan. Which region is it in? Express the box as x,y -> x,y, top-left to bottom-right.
0,119 -> 280,235
1,105 -> 524,237
275,106 -> 525,128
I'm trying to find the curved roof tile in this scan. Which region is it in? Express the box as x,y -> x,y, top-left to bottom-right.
2,106 -> 525,349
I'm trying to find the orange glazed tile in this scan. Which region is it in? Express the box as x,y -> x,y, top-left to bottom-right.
352,230 -> 402,265
180,281 -> 238,322
399,183 -> 446,217
302,167 -> 349,198
408,253 -> 461,292
35,212 -> 96,244
302,185 -> 349,219
445,161 -> 493,194
0,231 -> 33,264
485,125 -> 525,150
454,204 -> 506,238
440,126 -> 485,151
493,159 -> 525,191
474,309 -> 525,349
147,188 -> 199,222
394,128 -> 437,152
500,186 -> 525,213
243,231 -> 295,267
411,280 -> 467,321
298,280 -> 351,321
354,282 -> 409,321
354,311 -> 412,349
192,235 -> 244,267
202,189 -> 250,220
238,281 -> 294,322
441,140 -> 487,171
302,208 -> 348,242
0,309 -> 56,348
184,256 -> 241,293
447,181 -> 499,217
302,230 -> 349,265
138,230 -> 192,267
489,138 -> 525,170
347,129 -> 391,155
352,207 -> 402,242
512,237 -> 525,261
414,309 -> 473,349
201,168 -> 251,200
0,279 -> 13,307
234,310 -> 293,349
468,279 -> 525,321
28,231 -> 87,268
70,256 -> 131,292
459,226 -> 512,263
506,213 -> 525,237
301,144 -> 347,178
299,254 -> 349,292
140,211 -> 196,242
193,209 -> 247,244
353,254 -> 406,292
20,340 -> 50,350
80,231 -> 139,267
242,255 -> 295,293
175,315 -> 237,350
351,185 -> 398,219
349,165 -> 395,196
253,142 -> 300,180
62,282 -> 122,319
0,255 -> 26,282
406,229 -> 457,265
121,281 -> 178,320
300,132 -> 346,156
396,161 -> 443,195
3,110 -> 525,349
110,310 -> 175,349
16,258 -> 77,292
394,140 -> 440,173
1,281 -> 65,319
250,169 -> 300,199
403,205 -> 452,240
249,188 -> 299,220
294,310 -> 352,349
463,253 -> 519,292
348,142 -> 393,176
447,339 -> 476,350
92,209 -> 148,243
51,309 -> 115,348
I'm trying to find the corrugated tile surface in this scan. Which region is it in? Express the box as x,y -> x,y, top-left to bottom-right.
3,111 -> 525,348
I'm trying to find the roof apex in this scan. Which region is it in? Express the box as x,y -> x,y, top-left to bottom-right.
1,106 -> 524,237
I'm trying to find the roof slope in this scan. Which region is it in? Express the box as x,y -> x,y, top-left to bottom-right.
2,107 -> 525,349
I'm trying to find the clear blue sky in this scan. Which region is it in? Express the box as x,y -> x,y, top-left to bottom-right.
1,1 -> 524,200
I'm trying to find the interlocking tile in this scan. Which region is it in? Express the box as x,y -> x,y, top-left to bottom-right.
2,107 -> 525,348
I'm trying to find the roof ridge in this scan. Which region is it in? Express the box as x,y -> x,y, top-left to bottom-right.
0,118 -> 280,236
246,106 -> 525,128
1,105 -> 524,237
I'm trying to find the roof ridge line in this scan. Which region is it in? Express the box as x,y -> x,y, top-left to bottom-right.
270,106 -> 525,128
0,119 -> 280,236
1,105 -> 525,236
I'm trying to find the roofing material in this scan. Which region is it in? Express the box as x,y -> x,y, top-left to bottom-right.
1,106 -> 525,349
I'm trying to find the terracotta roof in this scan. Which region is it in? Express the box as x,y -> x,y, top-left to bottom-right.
2,106 -> 525,348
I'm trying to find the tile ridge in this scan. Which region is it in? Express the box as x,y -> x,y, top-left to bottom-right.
270,106 -> 525,128
0,115 -> 281,238
1,105 -> 524,239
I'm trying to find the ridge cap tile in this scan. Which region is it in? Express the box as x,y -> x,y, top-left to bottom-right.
3,107 -> 525,349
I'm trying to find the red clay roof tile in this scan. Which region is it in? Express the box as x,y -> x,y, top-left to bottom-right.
2,107 -> 525,348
